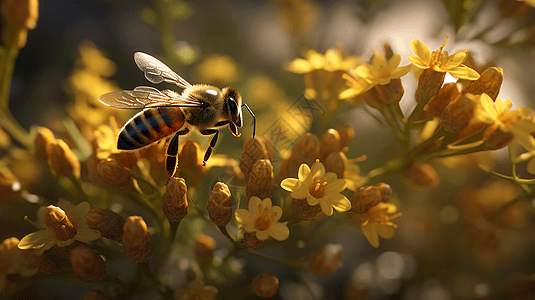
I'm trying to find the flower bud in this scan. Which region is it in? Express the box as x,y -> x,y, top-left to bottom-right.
86,154 -> 108,188
482,122 -> 515,150
49,139 -> 80,178
85,208 -> 125,243
163,177 -> 189,224
423,82 -> 461,118
375,78 -> 404,105
246,159 -> 274,200
374,182 -> 393,203
360,87 -> 385,110
403,162 -> 440,189
308,244 -> 343,276
97,158 -> 133,190
292,198 -> 322,221
462,67 -> 503,101
207,182 -> 232,226
194,234 -> 216,265
441,93 -> 477,132
383,42 -> 394,60
320,129 -> 341,162
44,205 -> 77,242
336,122 -> 355,151
70,245 -> 106,283
122,216 -> 152,263
252,273 -> 279,298
243,231 -> 267,249
323,151 -> 346,179
0,167 -> 21,203
82,289 -> 110,300
349,186 -> 382,214
33,126 -> 55,164
277,133 -> 320,182
240,137 -> 270,181
415,68 -> 446,101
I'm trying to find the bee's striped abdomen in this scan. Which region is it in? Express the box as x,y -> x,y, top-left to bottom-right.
118,107 -> 185,150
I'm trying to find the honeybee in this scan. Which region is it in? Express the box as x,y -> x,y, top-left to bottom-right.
99,52 -> 255,177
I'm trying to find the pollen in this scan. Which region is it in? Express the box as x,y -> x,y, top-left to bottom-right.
368,206 -> 402,229
308,178 -> 328,199
430,34 -> 450,67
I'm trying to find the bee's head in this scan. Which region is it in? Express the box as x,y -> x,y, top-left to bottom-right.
222,86 -> 243,127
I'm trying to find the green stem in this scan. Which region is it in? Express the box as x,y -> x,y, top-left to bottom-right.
366,157 -> 410,183
410,127 -> 447,155
244,248 -> 305,269
0,47 -> 18,110
0,108 -> 31,149
424,143 -> 489,160
406,95 -> 430,128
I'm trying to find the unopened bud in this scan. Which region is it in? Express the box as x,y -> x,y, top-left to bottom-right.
33,126 -> 55,164
292,198 -> 322,221
97,158 -> 133,190
415,68 -> 446,101
122,216 -> 152,263
403,162 -> 440,189
82,289 -> 110,300
336,122 -> 355,151
240,138 -> 270,181
277,133 -> 320,182
462,67 -> 503,101
243,231 -> 267,249
0,0 -> 39,48
194,234 -> 216,265
49,139 -> 80,178
252,273 -> 279,298
246,159 -> 274,200
482,121 -> 516,150
323,151 -> 346,179
374,182 -> 393,203
70,245 -> 106,283
86,154 -> 108,188
320,129 -> 341,162
424,82 -> 461,118
207,182 -> 232,226
375,78 -> 404,105
349,186 -> 382,214
308,244 -> 343,276
44,205 -> 77,242
360,87 -> 385,110
85,208 -> 125,243
163,177 -> 189,224
441,93 -> 477,132
383,42 -> 394,60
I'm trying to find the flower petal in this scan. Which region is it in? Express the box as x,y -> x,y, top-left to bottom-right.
268,222 -> 290,241
235,209 -> 255,225
377,225 -> 396,239
286,58 -> 313,74
325,193 -> 351,212
310,161 -> 326,181
306,195 -> 320,206
449,52 -> 466,67
290,181 -> 309,199
298,163 -> 311,182
69,202 -> 91,227
408,55 -> 430,69
281,178 -> 299,192
75,228 -> 101,243
319,199 -> 334,216
18,230 -> 56,250
256,230 -> 270,241
261,198 -> 273,211
387,54 -> 401,70
361,223 -> 380,248
270,206 -> 283,222
391,64 -> 412,79
411,39 -> 430,62
325,178 -> 347,194
248,197 -> 262,216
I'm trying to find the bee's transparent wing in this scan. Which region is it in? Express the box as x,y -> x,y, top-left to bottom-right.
134,52 -> 192,88
99,86 -> 202,109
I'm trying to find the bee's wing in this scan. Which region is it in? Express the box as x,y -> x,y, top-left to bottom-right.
134,52 -> 192,89
99,86 -> 203,109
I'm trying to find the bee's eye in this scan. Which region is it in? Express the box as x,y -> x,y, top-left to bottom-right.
228,98 -> 238,116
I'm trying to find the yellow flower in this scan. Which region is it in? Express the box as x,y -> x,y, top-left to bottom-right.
94,116 -> 122,160
174,279 -> 218,300
18,201 -> 100,255
287,49 -> 360,74
0,237 -> 39,294
235,197 -> 290,241
281,160 -> 351,216
409,35 -> 480,80
196,54 -> 239,85
361,202 -> 401,248
474,93 -> 513,129
341,52 -> 411,98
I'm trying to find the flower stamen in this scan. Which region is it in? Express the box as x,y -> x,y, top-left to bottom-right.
308,179 -> 328,198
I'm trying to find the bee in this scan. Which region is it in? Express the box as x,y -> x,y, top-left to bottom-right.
99,52 -> 255,177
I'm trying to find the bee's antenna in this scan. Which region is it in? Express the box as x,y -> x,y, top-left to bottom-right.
242,103 -> 256,138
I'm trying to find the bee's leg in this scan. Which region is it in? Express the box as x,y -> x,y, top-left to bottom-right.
166,128 -> 189,177
199,129 -> 219,166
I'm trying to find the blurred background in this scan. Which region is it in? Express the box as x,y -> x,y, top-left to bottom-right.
3,0 -> 535,299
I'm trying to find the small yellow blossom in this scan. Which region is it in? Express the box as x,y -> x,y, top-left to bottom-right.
361,202 -> 401,248
409,35 -> 480,80
474,93 -> 513,129
281,160 -> 351,216
287,49 -> 360,74
341,52 -> 411,98
174,279 -> 218,300
235,197 -> 290,241
18,202 -> 100,255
